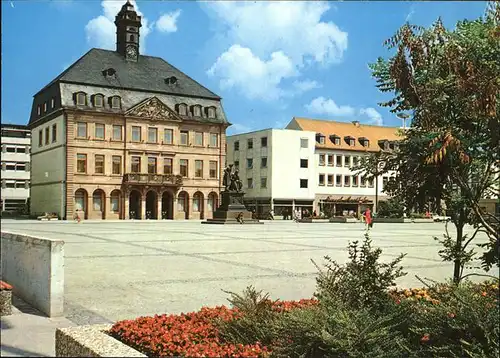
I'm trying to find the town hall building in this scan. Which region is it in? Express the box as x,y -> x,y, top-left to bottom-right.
29,1 -> 229,220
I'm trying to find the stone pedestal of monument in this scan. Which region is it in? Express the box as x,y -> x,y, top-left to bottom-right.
202,191 -> 262,224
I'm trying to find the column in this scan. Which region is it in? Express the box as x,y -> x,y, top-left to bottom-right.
173,197 -> 178,220
124,192 -> 130,220
141,194 -> 146,220
157,194 -> 162,220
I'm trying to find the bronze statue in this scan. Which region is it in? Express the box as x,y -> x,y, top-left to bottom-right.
222,165 -> 243,192
230,169 -> 243,192
222,165 -> 233,191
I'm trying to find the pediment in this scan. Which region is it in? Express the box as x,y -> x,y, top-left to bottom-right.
125,97 -> 181,121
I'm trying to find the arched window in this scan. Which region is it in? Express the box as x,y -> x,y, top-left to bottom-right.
110,190 -> 121,213
93,94 -> 104,108
193,192 -> 204,212
207,192 -> 218,212
176,103 -> 187,116
75,92 -> 87,106
93,190 -> 104,212
75,189 -> 88,211
130,34 -> 135,42
178,191 -> 188,212
110,96 -> 121,109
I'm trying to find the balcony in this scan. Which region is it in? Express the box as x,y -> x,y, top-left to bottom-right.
123,173 -> 183,186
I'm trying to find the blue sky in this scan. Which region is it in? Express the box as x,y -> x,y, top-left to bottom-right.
1,0 -> 488,134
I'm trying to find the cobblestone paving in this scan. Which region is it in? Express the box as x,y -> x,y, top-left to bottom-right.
2,220 -> 496,325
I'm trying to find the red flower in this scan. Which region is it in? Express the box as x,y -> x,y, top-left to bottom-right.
421,333 -> 431,343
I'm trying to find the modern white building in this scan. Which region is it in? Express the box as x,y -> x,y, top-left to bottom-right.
286,117 -> 402,216
226,128 -> 316,217
1,124 -> 31,212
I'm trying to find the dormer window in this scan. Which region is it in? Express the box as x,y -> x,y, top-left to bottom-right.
51,98 -> 55,109
37,105 -> 41,116
92,94 -> 104,108
164,76 -> 178,85
378,139 -> 388,150
102,68 -> 116,78
75,92 -> 87,106
205,106 -> 217,119
316,133 -> 326,145
329,134 -> 341,145
43,102 -> 47,112
110,96 -> 121,109
344,136 -> 355,146
358,137 -> 369,147
191,105 -> 202,117
176,103 -> 188,116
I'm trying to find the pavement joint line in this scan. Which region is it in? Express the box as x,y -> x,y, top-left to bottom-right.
64,243 -> 442,260
51,231 -> 301,277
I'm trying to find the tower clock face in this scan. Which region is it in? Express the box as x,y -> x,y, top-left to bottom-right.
126,45 -> 138,60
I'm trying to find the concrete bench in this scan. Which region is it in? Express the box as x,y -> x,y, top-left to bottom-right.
0,280 -> 13,316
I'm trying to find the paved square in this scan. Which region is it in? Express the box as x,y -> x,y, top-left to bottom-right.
1,220 -> 496,325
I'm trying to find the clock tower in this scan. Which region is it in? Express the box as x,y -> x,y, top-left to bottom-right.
115,0 -> 141,62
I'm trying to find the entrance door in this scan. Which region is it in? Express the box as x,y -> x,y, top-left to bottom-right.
145,191 -> 158,219
162,191 -> 174,219
129,190 -> 141,219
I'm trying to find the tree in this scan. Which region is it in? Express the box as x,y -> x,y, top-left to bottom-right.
366,4 -> 500,273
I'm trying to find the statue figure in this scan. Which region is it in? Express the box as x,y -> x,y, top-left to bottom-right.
230,169 -> 243,192
222,165 -> 233,191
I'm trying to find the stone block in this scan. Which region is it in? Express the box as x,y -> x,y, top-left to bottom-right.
1,231 -> 64,317
56,324 -> 146,357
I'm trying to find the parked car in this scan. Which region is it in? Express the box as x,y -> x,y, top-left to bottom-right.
433,214 -> 451,222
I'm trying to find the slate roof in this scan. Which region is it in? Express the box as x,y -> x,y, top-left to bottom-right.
38,48 -> 221,100
287,117 -> 403,152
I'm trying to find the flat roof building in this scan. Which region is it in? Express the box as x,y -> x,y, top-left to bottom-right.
1,124 -> 31,213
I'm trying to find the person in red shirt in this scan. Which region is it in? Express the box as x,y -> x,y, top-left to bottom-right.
364,208 -> 373,230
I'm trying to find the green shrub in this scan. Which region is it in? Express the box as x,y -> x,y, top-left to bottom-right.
377,199 -> 404,218
404,280 -> 500,357
313,233 -> 407,311
215,286 -> 279,346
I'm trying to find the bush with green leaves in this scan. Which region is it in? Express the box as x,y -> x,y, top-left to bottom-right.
215,286 -> 279,347
313,233 -> 407,311
216,234 -> 499,358
377,199 -> 405,218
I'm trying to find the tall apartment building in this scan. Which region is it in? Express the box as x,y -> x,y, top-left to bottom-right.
1,124 -> 31,212
226,129 -> 316,217
28,1 -> 228,220
287,117 -> 402,215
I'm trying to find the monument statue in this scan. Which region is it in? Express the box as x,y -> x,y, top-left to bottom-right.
222,165 -> 233,191
202,164 -> 260,224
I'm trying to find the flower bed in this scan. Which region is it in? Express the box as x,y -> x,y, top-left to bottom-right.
109,299 -> 317,357
109,284 -> 499,357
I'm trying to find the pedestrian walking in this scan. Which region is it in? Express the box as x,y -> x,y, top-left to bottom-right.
364,208 -> 373,230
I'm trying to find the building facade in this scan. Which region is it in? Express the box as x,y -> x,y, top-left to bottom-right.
1,124 -> 31,212
286,118 -> 402,216
29,1 -> 229,220
226,129 -> 316,217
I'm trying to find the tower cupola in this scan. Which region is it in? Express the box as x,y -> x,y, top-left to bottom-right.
115,0 -> 142,62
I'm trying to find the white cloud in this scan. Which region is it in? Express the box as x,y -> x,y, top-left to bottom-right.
85,0 -> 152,54
305,96 -> 355,117
207,45 -> 297,101
204,1 -> 347,100
359,107 -> 383,126
305,97 -> 385,125
228,123 -> 253,135
156,9 -> 181,33
292,80 -> 321,93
